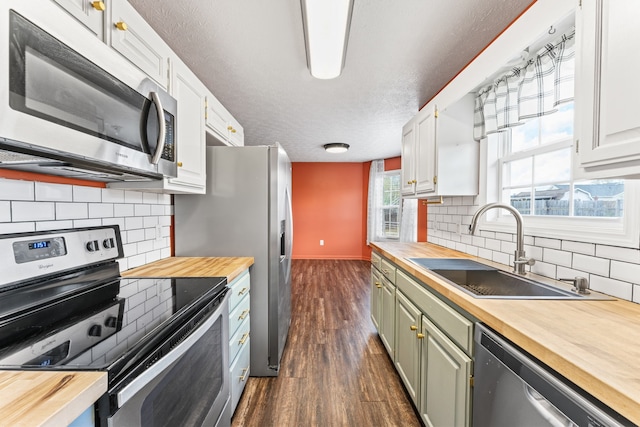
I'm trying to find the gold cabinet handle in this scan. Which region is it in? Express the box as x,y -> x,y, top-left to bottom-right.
238,309 -> 250,320
114,21 -> 128,31
417,333 -> 425,339
382,269 -> 389,274
239,331 -> 250,345
375,281 -> 382,288
238,287 -> 248,296
239,367 -> 249,382
410,325 -> 417,331
407,181 -> 413,185
91,1 -> 106,11
177,161 -> 183,167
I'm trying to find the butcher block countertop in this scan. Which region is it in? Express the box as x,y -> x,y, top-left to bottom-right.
371,241 -> 640,425
122,256 -> 254,281
0,371 -> 106,427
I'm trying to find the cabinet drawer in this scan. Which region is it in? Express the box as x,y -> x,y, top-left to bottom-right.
397,270 -> 473,354
380,258 -> 397,284
229,295 -> 250,338
228,271 -> 250,312
230,337 -> 251,413
371,252 -> 382,270
229,316 -> 250,364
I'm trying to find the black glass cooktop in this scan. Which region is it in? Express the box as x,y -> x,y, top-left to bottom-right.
0,275 -> 227,371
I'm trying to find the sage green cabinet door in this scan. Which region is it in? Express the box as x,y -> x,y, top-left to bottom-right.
420,315 -> 472,427
380,278 -> 396,358
370,268 -> 383,331
395,291 -> 421,406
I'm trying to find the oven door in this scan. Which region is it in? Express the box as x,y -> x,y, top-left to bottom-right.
107,294 -> 230,427
0,1 -> 177,180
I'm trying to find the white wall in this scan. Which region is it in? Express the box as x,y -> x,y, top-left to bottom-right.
428,196 -> 640,303
0,178 -> 173,272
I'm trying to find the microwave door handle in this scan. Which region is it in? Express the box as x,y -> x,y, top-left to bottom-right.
149,92 -> 166,165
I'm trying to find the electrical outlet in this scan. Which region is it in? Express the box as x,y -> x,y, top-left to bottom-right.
320,240 -> 324,246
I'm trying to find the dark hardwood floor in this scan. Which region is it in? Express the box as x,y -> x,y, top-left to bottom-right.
231,259 -> 422,427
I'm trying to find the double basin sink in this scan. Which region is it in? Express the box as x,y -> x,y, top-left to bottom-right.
407,258 -> 611,300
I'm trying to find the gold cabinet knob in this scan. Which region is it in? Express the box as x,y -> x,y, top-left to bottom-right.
177,161 -> 183,167
410,325 -> 417,331
407,181 -> 412,185
231,128 -> 237,133
114,21 -> 128,31
417,333 -> 425,339
91,1 -> 106,11
227,125 -> 233,131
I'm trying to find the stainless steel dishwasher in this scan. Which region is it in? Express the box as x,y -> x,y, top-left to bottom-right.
473,323 -> 633,427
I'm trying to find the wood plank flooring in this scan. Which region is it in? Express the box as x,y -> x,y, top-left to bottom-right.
231,259 -> 422,427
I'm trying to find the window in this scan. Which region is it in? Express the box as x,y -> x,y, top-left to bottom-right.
380,171 -> 401,239
498,102 -> 624,218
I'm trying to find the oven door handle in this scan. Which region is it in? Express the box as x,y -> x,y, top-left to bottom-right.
116,296 -> 226,407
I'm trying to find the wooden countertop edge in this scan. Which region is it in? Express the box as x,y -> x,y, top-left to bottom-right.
122,257 -> 254,283
370,241 -> 640,425
0,371 -> 106,427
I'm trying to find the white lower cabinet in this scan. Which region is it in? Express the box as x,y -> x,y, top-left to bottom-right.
420,315 -> 472,427
227,270 -> 250,415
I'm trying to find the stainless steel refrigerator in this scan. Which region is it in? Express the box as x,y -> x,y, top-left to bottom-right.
174,143 -> 292,376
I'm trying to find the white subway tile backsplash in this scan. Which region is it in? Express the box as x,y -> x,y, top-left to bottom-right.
595,245 -> 640,264
89,203 -> 114,218
158,194 -> 171,205
56,202 -> 88,220
12,201 -> 55,221
114,204 -> 135,217
35,182 -> 73,202
530,261 -> 556,279
543,248 -> 572,268
0,222 -> 34,233
73,219 -> 103,228
137,239 -> 154,254
128,229 -> 146,243
426,195 -> 640,303
134,204 -> 151,217
561,241 -> 595,256
122,242 -> 138,257
146,250 -> 162,264
124,191 -> 143,204
101,188 -> 125,203
534,237 -> 562,250
36,220 -> 74,231
0,180 -> 34,201
72,186 -> 102,203
142,193 -> 158,204
590,275 -> 633,300
125,217 -> 144,230
0,201 -> 10,222
485,238 -> 501,251
102,217 -> 126,229
150,205 -> 165,216
572,254 -> 610,276
610,261 -> 640,285
128,254 -> 147,269
160,248 -> 172,259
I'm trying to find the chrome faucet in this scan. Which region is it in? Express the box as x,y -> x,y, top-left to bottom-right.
468,202 -> 535,275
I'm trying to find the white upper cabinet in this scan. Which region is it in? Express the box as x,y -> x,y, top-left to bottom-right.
401,96 -> 478,198
206,93 -> 245,146
108,0 -> 171,89
53,0 -> 106,39
575,0 -> 640,178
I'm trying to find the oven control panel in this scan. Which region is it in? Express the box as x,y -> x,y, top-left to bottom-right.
0,225 -> 124,288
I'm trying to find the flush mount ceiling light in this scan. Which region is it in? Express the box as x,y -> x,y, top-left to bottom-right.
324,143 -> 350,153
300,0 -> 354,79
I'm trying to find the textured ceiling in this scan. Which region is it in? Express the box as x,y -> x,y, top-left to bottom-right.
129,0 -> 533,162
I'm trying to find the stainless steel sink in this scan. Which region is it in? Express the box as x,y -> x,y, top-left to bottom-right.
407,258 -> 612,300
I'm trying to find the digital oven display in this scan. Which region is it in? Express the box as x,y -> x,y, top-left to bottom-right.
28,240 -> 51,250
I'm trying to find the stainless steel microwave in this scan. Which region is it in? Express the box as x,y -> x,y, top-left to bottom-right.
0,2 -> 177,181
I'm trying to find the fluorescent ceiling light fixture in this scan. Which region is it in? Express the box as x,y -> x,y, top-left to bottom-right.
324,143 -> 350,153
301,0 -> 354,79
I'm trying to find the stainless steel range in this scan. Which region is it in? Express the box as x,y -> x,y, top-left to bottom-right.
0,225 -> 231,426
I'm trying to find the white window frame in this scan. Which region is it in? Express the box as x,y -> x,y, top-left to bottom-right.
478,131 -> 640,248
377,170 -> 402,241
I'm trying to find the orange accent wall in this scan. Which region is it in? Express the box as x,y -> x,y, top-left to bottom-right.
292,157 -> 427,260
0,170 -> 106,187
292,162 -> 368,259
